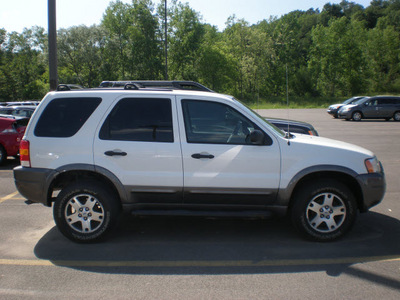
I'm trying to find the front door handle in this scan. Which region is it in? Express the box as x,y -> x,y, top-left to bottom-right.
105,150 -> 127,156
191,153 -> 214,159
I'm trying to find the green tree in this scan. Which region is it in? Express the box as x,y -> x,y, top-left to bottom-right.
0,27 -> 47,100
309,17 -> 368,96
223,17 -> 276,100
366,24 -> 400,92
166,0 -> 205,80
57,25 -> 106,87
127,0 -> 163,79
102,0 -> 134,79
196,25 -> 235,92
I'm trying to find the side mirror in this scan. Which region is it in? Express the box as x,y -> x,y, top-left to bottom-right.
249,130 -> 264,145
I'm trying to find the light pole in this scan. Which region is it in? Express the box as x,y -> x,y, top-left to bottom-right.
48,0 -> 58,91
164,0 -> 168,80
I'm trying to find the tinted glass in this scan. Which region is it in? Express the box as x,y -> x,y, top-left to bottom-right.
34,97 -> 101,137
378,98 -> 397,105
355,97 -> 369,105
13,109 -> 34,118
182,100 -> 270,145
99,98 -> 173,143
0,108 -> 13,115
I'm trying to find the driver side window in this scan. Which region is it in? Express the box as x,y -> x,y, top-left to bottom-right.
182,100 -> 269,145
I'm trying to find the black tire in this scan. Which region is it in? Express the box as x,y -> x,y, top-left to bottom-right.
53,181 -> 120,243
291,179 -> 357,242
0,145 -> 7,165
352,111 -> 362,121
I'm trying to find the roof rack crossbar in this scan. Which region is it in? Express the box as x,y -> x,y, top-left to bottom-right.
56,84 -> 84,91
124,83 -> 140,90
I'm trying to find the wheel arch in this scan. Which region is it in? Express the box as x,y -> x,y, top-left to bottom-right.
279,166 -> 364,213
46,164 -> 127,208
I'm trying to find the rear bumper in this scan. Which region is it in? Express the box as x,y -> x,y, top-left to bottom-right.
356,171 -> 386,212
13,166 -> 55,206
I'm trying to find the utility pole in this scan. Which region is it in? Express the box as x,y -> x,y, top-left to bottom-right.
164,0 -> 168,80
48,0 -> 58,91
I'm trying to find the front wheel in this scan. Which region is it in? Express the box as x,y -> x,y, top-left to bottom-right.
352,111 -> 362,121
53,181 -> 120,243
393,111 -> 400,122
0,145 -> 7,165
291,179 -> 357,242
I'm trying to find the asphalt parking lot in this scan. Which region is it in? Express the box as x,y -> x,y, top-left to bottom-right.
0,109 -> 399,299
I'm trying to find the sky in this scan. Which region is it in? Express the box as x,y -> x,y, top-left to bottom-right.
1,0 -> 373,33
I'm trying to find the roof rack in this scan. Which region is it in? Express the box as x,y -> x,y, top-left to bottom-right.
56,84 -> 84,91
99,80 -> 214,92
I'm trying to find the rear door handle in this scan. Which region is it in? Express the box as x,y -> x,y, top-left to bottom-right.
105,150 -> 127,156
191,153 -> 214,159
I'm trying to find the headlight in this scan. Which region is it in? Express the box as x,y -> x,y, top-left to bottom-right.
341,107 -> 351,112
365,157 -> 382,173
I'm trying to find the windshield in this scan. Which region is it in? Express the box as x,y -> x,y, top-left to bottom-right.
230,97 -> 286,137
344,97 -> 360,104
354,97 -> 369,105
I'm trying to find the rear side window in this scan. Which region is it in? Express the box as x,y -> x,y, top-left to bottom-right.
379,98 -> 398,105
99,98 -> 173,143
34,97 -> 101,137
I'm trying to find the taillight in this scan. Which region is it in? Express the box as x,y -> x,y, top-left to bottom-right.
19,139 -> 31,167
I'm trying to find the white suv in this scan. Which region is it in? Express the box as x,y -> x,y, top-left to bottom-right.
14,82 -> 386,242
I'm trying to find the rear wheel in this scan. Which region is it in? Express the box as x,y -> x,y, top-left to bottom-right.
291,179 -> 357,242
53,181 -> 120,243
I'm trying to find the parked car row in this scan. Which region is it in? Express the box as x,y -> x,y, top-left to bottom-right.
0,105 -> 37,165
0,117 -> 29,165
327,96 -> 400,121
0,105 -> 37,119
0,101 -> 40,107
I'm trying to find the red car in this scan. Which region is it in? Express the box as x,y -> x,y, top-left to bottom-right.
0,117 -> 28,165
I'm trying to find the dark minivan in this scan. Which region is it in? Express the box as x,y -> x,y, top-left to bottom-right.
338,96 -> 400,121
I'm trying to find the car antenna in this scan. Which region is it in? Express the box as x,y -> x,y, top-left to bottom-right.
286,63 -> 291,145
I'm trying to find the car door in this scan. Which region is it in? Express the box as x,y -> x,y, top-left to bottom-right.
177,96 -> 281,206
362,99 -> 379,118
93,96 -> 183,204
377,98 -> 394,118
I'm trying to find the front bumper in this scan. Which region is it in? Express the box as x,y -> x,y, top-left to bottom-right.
356,171 -> 386,212
338,110 -> 352,119
13,166 -> 56,206
327,108 -> 338,116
